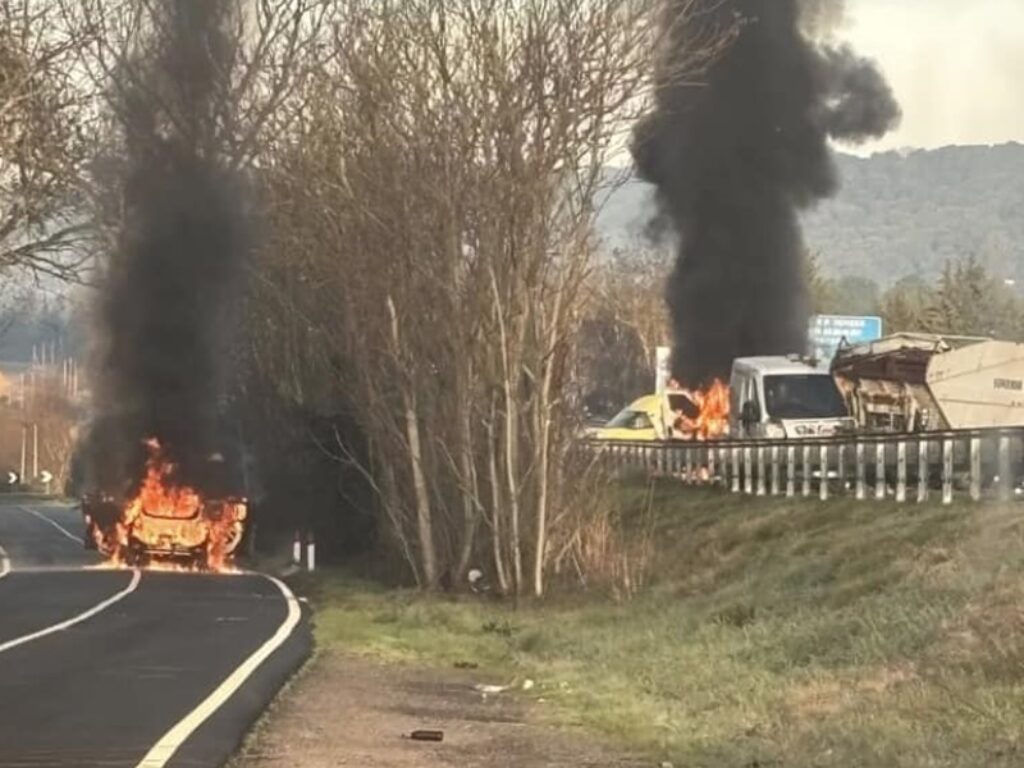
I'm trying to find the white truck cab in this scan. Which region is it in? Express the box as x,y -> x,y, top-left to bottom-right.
729,355 -> 855,439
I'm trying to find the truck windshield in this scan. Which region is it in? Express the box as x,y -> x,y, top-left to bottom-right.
764,375 -> 847,420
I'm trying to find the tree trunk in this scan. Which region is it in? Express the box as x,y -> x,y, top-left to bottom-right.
402,391 -> 437,588
532,284 -> 566,597
388,296 -> 438,589
487,404 -> 510,595
454,402 -> 480,584
490,268 -> 523,594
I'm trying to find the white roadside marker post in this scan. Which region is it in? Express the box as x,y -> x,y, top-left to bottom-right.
306,530 -> 316,572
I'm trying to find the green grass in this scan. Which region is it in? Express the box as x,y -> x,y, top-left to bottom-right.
298,481 -> 1024,767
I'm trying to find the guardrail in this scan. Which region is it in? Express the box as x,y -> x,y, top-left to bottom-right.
588,428 -> 1024,504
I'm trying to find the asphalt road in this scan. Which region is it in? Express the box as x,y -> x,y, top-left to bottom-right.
0,498 -> 311,768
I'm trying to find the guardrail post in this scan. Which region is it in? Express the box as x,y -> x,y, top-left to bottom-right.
819,444 -> 829,501
942,438 -> 954,505
918,438 -> 929,502
836,444 -> 846,492
970,436 -> 982,501
756,446 -> 767,496
802,444 -> 811,497
771,445 -> 781,495
998,434 -> 1012,501
786,445 -> 796,497
731,446 -> 741,493
744,447 -> 753,495
875,442 -> 886,500
855,442 -> 866,500
896,441 -> 907,503
708,446 -> 717,483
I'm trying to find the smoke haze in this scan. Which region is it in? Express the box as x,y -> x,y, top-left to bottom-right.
83,0 -> 247,496
633,0 -> 900,386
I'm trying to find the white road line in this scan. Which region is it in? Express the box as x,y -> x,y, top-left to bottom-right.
0,569 -> 141,655
19,505 -> 82,544
136,576 -> 302,768
0,543 -> 9,580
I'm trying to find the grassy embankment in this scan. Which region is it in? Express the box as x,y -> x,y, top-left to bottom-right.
297,479 -> 1024,767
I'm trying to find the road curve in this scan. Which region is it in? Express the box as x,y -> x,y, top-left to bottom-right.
0,499 -> 310,768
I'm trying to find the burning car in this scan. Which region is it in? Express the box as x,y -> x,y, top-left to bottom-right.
82,439 -> 247,571
589,381 -> 730,442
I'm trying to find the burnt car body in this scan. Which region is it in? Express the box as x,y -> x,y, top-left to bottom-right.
79,446 -> 249,568
82,489 -> 247,568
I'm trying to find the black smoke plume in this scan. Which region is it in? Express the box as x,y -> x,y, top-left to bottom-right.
81,0 -> 247,497
632,0 -> 900,386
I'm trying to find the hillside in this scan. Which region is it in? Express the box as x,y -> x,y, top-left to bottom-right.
598,143 -> 1024,285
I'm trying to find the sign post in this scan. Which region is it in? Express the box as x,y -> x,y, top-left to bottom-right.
655,346 -> 672,394
809,315 -> 883,362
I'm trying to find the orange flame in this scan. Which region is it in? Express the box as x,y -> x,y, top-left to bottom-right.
93,439 -> 246,572
669,379 -> 730,441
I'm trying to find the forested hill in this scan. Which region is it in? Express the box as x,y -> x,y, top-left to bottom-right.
598,143 -> 1024,285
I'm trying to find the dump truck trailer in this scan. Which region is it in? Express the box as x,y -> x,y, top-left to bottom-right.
831,333 -> 1024,433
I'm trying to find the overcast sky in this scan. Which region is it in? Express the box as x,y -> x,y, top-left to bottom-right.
843,0 -> 1024,154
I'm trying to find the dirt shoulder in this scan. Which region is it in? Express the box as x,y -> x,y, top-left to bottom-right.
233,650 -> 647,768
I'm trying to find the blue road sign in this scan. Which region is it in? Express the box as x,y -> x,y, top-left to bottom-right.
809,315 -> 883,362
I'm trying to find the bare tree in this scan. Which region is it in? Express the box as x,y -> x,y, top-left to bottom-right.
244,0 -> 732,595
60,0 -> 331,181
0,0 -> 97,280
595,245 -> 673,364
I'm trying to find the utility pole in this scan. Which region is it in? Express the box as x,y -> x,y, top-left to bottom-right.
19,424 -> 26,485
32,423 -> 38,481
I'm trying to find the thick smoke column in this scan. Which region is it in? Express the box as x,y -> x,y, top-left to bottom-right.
83,0 -> 247,496
633,0 -> 900,386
